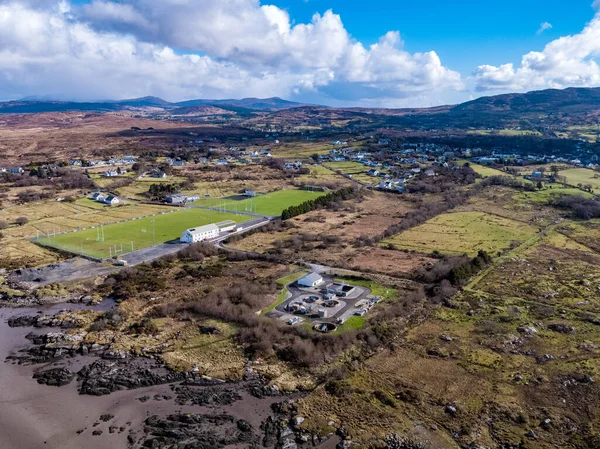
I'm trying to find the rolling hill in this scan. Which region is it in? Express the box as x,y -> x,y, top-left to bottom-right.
0,96 -> 308,114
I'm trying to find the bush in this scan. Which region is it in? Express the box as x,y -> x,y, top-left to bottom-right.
15,216 -> 29,226
552,194 -> 600,219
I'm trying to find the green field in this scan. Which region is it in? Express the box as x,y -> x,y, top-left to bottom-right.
193,189 -> 325,217
513,186 -> 594,204
36,208 -> 252,259
382,211 -> 539,256
559,168 -> 600,193
465,162 -> 510,178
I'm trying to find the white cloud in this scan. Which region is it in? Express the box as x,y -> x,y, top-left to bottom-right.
0,0 -> 463,105
475,9 -> 600,92
536,21 -> 552,35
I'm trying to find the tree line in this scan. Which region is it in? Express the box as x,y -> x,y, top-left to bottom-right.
280,186 -> 360,220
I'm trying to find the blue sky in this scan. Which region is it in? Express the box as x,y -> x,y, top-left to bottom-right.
269,0 -> 595,73
2,0 -> 600,106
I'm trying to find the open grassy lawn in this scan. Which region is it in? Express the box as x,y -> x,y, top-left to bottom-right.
270,142 -> 332,159
294,164 -> 351,185
465,162 -> 511,178
36,208 -> 252,258
193,189 -> 325,217
559,167 -> 600,193
382,211 -> 539,256
512,186 -> 594,204
326,161 -> 367,173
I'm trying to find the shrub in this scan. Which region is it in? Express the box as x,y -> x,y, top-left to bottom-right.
15,216 -> 29,226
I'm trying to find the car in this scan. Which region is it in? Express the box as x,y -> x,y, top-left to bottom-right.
304,295 -> 319,303
354,308 -> 367,316
287,317 -> 303,325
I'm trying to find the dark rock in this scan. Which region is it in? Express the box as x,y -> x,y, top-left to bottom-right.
92,430 -> 103,436
172,384 -> 242,406
237,419 -> 252,432
139,413 -> 258,449
7,315 -> 38,327
199,325 -> 221,335
33,367 -> 75,387
548,323 -> 576,334
78,358 -> 186,396
100,414 -> 114,422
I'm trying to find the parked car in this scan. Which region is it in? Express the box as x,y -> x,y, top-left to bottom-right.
287,317 -> 303,325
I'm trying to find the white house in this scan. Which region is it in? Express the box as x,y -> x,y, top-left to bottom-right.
297,272 -> 324,288
91,192 -> 105,202
104,195 -> 120,205
103,169 -> 118,177
180,224 -> 219,243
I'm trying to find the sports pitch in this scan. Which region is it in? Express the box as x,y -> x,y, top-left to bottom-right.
194,189 -> 325,217
36,208 -> 252,259
35,189 -> 324,259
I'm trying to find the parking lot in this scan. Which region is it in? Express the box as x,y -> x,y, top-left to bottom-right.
266,274 -> 380,331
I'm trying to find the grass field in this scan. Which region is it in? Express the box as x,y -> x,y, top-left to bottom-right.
464,162 -> 511,178
294,164 -> 352,185
36,208 -> 252,258
558,167 -> 600,193
382,211 -> 539,256
512,186 -> 593,204
192,189 -> 325,217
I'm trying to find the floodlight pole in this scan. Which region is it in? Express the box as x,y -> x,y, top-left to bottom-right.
151,219 -> 155,246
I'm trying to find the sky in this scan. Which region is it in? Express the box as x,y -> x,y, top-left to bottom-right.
1,0 -> 600,107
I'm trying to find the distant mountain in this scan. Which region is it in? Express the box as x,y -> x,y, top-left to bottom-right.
0,101 -> 121,114
116,96 -> 173,108
174,97 -> 307,110
0,96 -> 307,114
453,87 -> 600,115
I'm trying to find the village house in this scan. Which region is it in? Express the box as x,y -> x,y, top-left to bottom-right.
91,192 -> 105,202
103,169 -> 119,177
151,169 -> 167,179
103,195 -> 120,205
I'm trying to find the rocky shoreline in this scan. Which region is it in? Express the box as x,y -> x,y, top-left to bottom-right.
1,303 -> 342,449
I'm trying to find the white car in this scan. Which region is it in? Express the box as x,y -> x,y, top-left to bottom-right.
354,308 -> 367,316
287,317 -> 303,325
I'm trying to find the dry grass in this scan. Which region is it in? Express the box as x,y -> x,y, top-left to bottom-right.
383,211 -> 539,257
229,191 -> 432,275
